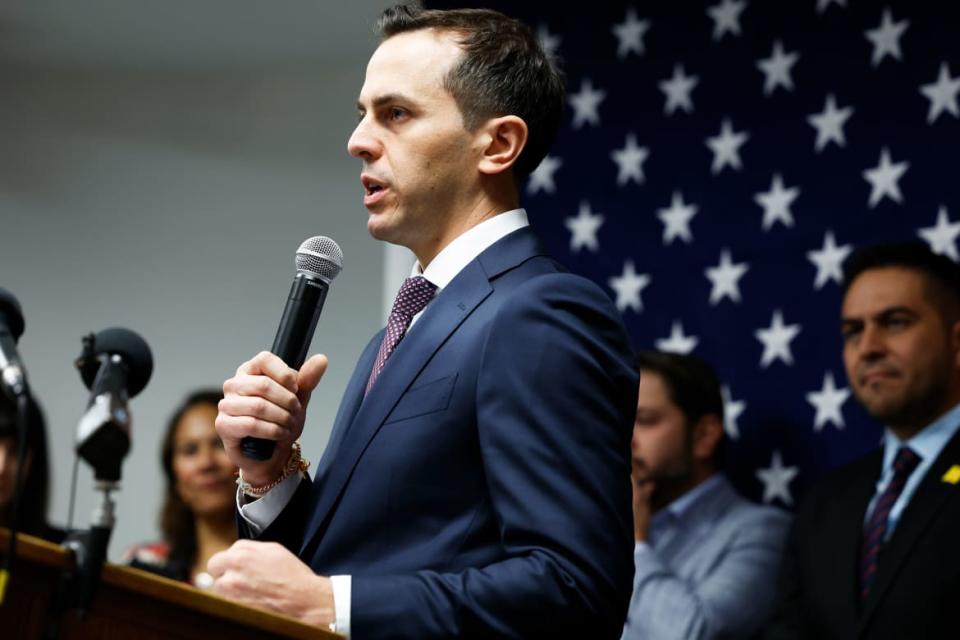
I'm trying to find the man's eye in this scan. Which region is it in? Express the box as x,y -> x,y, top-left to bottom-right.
389,107 -> 407,120
841,327 -> 860,342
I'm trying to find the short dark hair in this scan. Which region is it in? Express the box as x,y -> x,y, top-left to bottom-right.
376,3 -> 565,180
843,242 -> 960,323
635,351 -> 725,465
635,351 -> 725,426
159,389 -> 224,562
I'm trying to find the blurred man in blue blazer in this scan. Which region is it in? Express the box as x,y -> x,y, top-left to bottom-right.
208,4 -> 638,638
621,351 -> 790,640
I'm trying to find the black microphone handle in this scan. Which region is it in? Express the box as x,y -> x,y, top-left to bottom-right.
241,274 -> 329,461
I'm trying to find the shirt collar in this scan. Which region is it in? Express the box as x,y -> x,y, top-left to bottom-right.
882,401 -> 960,470
650,474 -> 725,532
410,209 -> 529,290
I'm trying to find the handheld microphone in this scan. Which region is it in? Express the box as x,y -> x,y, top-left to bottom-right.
0,288 -> 28,398
240,236 -> 343,461
75,327 -> 154,482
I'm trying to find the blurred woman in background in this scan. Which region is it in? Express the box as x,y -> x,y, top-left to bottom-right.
126,389 -> 237,587
0,394 -> 62,542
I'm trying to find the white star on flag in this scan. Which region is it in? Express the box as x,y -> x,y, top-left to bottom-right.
756,40 -> 800,96
756,309 -> 802,367
706,249 -> 750,305
808,94 -> 854,152
817,0 -> 847,14
807,230 -> 853,290
707,0 -> 747,41
918,206 -> 960,262
537,24 -> 561,59
806,371 -> 851,431
863,147 -> 909,208
612,8 -> 651,59
565,201 -> 604,253
756,450 -> 799,506
611,133 -> 650,186
920,62 -> 960,124
657,191 -> 698,245
865,8 -> 909,67
526,155 -> 563,195
722,386 -> 746,440
569,78 -> 606,129
755,173 -> 801,231
706,118 -> 749,174
609,260 -> 651,313
655,321 -> 699,354
659,64 -> 699,115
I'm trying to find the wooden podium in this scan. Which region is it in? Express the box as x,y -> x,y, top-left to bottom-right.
0,529 -> 340,639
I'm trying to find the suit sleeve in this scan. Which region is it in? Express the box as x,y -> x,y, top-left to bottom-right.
623,509 -> 791,640
350,273 -> 639,639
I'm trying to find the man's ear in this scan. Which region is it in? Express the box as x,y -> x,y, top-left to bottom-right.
691,414 -> 724,463
477,115 -> 528,176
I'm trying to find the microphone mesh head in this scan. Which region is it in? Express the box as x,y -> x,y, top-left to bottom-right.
295,236 -> 343,283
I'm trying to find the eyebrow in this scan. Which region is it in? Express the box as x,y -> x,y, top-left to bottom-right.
357,93 -> 419,111
840,304 -> 916,325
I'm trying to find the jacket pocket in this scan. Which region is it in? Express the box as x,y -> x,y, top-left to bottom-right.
384,373 -> 458,424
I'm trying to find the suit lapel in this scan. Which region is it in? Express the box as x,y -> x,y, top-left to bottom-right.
827,453 -> 880,636
310,332 -> 382,487
299,260 -> 493,552
858,428 -> 960,631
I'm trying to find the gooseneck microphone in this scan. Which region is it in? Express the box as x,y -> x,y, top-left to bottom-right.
0,288 -> 29,398
240,236 -> 343,461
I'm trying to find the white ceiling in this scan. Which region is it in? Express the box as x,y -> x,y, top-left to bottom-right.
0,0 -> 395,71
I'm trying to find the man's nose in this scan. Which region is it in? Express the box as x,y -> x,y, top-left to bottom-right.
347,118 -> 380,160
858,323 -> 887,360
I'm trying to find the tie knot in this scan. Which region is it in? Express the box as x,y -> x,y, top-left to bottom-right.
391,276 -> 437,319
892,446 -> 921,476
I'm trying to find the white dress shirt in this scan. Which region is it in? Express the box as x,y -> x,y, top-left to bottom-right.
237,209 -> 530,637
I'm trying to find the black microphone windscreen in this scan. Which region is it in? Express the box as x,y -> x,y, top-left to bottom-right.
81,327 -> 154,397
0,288 -> 25,341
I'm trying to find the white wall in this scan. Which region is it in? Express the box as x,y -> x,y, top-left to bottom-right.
0,2 -> 394,558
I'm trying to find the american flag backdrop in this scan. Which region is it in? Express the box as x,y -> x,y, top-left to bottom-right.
428,0 -> 960,507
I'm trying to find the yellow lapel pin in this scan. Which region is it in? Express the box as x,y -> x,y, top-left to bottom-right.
943,464 -> 960,485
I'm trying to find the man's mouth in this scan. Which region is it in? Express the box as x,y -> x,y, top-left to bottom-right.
860,369 -> 898,387
361,175 -> 390,207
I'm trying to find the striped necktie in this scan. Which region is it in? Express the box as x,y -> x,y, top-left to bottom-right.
858,446 -> 921,602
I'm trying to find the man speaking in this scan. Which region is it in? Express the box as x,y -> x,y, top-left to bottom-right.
208,4 -> 639,638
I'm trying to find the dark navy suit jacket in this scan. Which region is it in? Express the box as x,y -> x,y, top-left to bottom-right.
255,227 -> 639,639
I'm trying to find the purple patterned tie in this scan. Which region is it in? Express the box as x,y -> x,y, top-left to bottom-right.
858,446 -> 921,602
365,276 -> 437,394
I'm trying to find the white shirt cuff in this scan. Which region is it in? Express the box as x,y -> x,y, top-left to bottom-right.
331,574 -> 352,637
634,541 -> 651,556
236,472 -> 304,535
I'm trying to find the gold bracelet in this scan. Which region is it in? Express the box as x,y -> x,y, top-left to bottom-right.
236,441 -> 310,498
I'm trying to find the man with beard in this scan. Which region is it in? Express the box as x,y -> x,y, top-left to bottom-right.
621,351 -> 790,640
766,243 -> 960,639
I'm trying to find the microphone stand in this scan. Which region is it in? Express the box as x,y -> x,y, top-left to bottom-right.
61,338 -> 132,618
